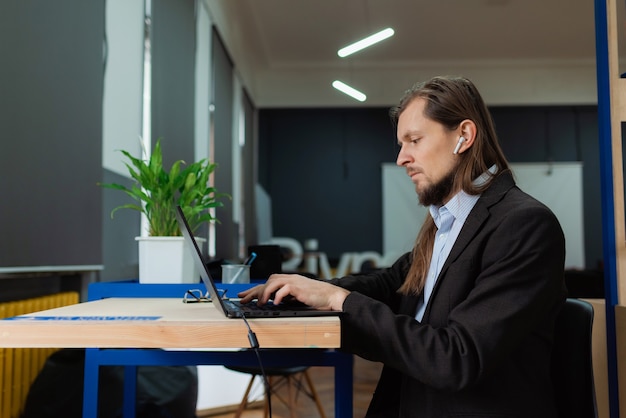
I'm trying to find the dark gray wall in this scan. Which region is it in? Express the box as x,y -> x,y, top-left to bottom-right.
151,0 -> 196,164
258,108 -> 396,260
0,0 -> 104,268
243,90 -> 258,248
212,30 -> 237,260
258,106 -> 602,269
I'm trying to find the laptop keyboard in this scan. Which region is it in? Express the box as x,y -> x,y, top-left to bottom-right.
231,300 -> 302,316
237,300 -> 286,311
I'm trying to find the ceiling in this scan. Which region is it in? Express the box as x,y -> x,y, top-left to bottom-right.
206,0 -> 623,108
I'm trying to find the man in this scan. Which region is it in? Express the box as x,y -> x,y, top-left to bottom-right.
240,76 -> 566,417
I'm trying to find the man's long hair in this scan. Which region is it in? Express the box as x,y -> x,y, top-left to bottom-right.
390,76 -> 510,296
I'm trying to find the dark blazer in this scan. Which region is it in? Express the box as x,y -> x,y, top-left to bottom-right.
332,171 -> 567,418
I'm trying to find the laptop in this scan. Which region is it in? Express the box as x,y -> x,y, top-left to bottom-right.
175,206 -> 341,318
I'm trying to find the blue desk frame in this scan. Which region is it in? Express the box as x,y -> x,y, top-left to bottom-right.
85,281 -> 353,418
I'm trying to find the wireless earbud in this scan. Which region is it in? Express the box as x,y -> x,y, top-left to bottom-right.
453,136 -> 465,155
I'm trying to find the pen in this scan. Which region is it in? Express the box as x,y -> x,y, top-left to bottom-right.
244,252 -> 257,266
228,252 -> 257,284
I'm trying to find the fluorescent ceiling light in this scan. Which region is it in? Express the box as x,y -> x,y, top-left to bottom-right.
332,80 -> 366,102
338,28 -> 395,57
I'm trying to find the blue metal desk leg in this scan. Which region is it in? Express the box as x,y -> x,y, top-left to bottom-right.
83,348 -> 100,418
123,365 -> 137,418
334,353 -> 354,418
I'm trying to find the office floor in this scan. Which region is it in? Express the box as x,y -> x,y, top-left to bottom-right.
203,356 -> 383,418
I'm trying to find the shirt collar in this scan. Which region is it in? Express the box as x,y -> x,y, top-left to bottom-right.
428,165 -> 496,224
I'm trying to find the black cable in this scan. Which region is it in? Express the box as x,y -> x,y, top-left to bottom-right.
240,314 -> 272,417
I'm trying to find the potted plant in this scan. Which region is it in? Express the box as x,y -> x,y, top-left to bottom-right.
100,139 -> 228,283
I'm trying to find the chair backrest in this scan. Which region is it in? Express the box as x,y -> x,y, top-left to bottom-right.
551,298 -> 597,418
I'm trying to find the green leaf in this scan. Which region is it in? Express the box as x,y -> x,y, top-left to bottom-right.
98,138 -> 230,236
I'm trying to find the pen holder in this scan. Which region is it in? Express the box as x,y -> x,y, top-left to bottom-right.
221,264 -> 251,284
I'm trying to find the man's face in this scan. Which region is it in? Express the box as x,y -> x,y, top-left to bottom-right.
396,98 -> 460,206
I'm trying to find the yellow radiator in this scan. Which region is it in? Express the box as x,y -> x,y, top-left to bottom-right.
0,291 -> 79,418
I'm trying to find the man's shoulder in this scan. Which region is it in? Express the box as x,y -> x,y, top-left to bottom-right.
482,173 -> 554,214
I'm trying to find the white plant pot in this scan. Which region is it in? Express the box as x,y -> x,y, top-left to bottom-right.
135,236 -> 206,284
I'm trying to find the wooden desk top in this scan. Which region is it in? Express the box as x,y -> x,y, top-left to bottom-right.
0,298 -> 341,349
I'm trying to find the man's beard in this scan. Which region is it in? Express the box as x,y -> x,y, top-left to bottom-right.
417,167 -> 457,206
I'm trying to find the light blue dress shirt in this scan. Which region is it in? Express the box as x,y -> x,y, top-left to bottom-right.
415,191 -> 480,321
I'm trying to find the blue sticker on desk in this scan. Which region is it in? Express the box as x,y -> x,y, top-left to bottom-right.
6,316 -> 162,321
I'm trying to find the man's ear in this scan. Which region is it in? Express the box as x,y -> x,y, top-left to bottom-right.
457,120 -> 477,154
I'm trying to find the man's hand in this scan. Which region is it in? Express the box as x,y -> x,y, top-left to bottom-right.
238,274 -> 349,311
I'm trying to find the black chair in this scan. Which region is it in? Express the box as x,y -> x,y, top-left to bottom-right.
226,364 -> 327,418
564,269 -> 605,299
551,298 -> 597,418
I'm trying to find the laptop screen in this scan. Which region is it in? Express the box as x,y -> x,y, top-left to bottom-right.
175,206 -> 230,316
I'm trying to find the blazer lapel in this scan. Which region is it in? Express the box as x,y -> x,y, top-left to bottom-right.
421,171 -> 516,320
